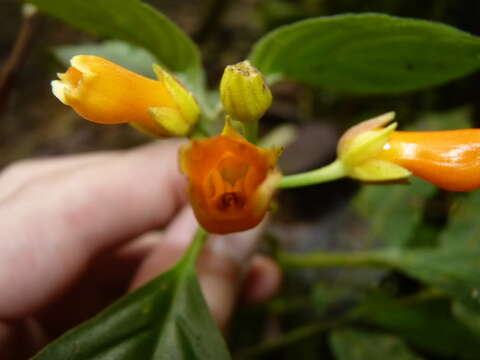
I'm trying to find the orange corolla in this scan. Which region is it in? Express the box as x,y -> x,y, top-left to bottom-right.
379,129 -> 480,191
180,122 -> 282,234
52,55 -> 199,137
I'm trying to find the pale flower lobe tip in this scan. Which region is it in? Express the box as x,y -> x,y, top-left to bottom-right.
51,80 -> 67,104
70,55 -> 95,76
338,111 -> 396,152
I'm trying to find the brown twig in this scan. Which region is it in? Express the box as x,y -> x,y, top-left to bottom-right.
0,4 -> 40,116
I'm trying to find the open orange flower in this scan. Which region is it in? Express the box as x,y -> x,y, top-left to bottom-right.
52,55 -> 200,137
378,129 -> 480,191
180,122 -> 282,234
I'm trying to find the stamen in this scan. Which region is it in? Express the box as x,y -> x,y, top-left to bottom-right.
217,192 -> 246,211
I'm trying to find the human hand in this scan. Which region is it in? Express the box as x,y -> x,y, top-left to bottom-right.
0,140 -> 281,359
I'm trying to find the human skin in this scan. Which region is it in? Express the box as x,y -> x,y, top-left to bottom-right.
0,140 -> 281,359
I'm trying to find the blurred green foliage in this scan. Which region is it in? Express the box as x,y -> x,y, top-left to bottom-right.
5,0 -> 480,358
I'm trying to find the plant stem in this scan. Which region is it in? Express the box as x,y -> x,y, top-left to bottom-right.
238,285 -> 444,357
182,227 -> 209,269
277,159 -> 346,189
0,4 -> 39,115
278,250 -> 397,269
190,120 -> 211,139
238,322 -> 330,357
399,287 -> 446,304
243,121 -> 259,144
239,310 -> 357,357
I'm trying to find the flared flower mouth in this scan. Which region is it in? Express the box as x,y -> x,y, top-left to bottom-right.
52,56 -> 94,105
180,122 -> 281,234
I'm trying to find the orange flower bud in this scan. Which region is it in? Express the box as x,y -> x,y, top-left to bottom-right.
378,129 -> 480,191
180,121 -> 282,234
52,55 -> 199,137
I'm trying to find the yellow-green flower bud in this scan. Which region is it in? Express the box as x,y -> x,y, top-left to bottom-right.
220,60 -> 272,123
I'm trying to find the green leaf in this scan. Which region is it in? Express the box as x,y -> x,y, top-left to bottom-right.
249,14 -> 480,94
330,328 -> 423,360
33,229 -> 231,360
52,40 -> 157,78
356,294 -> 480,359
29,0 -> 204,93
281,247 -> 480,313
383,248 -> 480,313
354,178 -> 436,248
439,191 -> 480,250
311,282 -> 359,316
408,107 -> 473,131
453,301 -> 480,337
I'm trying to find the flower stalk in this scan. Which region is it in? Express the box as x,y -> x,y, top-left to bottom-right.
277,159 -> 346,189
243,121 -> 259,144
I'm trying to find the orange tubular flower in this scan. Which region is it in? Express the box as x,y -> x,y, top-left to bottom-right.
180,122 -> 282,234
332,112 -> 480,191
337,112 -> 480,191
378,129 -> 480,191
52,55 -> 199,137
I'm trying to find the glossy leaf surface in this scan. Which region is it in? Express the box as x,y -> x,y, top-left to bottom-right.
250,14 -> 480,94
